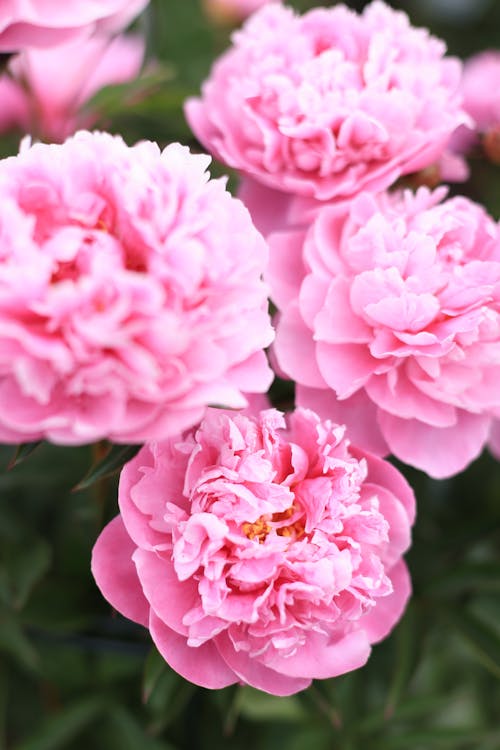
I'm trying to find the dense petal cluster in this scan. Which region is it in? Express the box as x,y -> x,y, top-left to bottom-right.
0,131 -> 273,444
92,407 -> 414,695
186,1 -> 465,202
0,0 -> 149,51
0,34 -> 145,142
269,188 -> 500,477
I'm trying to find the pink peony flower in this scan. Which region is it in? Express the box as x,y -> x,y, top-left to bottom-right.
489,421 -> 500,461
185,1 -> 466,203
0,0 -> 149,51
0,131 -> 273,445
0,34 -> 145,143
453,50 -> 500,165
92,407 -> 414,695
440,50 -> 500,169
269,188 -> 500,478
203,0 -> 278,25
461,51 -> 500,134
0,75 -> 27,134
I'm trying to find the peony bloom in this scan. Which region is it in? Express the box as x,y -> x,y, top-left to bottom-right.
0,34 -> 145,143
92,407 -> 414,695
203,0 -> 278,25
0,75 -> 27,134
489,421 -> 500,461
0,0 -> 149,51
0,131 -> 273,444
455,50 -> 500,164
269,188 -> 500,478
186,1 -> 466,203
461,51 -> 500,135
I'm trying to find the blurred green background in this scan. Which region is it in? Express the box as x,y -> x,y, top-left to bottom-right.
0,1 -> 499,749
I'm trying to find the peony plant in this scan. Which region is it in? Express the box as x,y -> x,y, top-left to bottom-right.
0,0 -> 499,737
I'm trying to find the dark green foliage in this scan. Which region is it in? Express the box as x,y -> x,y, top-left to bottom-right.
0,1 -> 499,748
72,445 -> 142,492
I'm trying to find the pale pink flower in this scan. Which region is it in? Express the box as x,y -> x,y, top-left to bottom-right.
436,148 -> 469,183
454,50 -> 500,165
0,0 -> 149,51
269,188 -> 500,478
186,1 -> 466,203
489,421 -> 500,461
461,51 -> 500,134
92,407 -> 414,695
203,0 -> 278,25
0,34 -> 145,143
443,50 -> 500,166
0,131 -> 273,445
0,75 -> 27,134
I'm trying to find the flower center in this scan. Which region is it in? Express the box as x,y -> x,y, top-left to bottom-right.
241,517 -> 271,543
242,504 -> 306,544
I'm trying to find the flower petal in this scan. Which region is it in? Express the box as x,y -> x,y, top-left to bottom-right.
91,516 -> 149,627
150,612 -> 238,689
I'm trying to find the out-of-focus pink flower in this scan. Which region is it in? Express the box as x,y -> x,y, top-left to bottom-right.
186,1 -> 466,203
0,131 -> 273,445
269,187 -> 500,478
454,50 -> 500,165
435,148 -> 469,183
0,0 -> 149,51
461,51 -> 500,134
92,407 -> 414,695
0,34 -> 145,143
443,50 -> 500,167
0,75 -> 27,133
203,0 -> 278,25
489,421 -> 500,460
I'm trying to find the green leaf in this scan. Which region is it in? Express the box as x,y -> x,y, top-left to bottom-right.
105,706 -> 177,750
0,607 -> 38,672
428,563 -> 500,596
7,442 -> 43,470
448,610 -> 500,679
142,647 -> 168,703
1,536 -> 52,610
359,694 -> 455,734
238,686 -> 307,722
20,578 -> 94,633
374,727 -> 500,749
279,726 -> 331,750
16,697 -> 103,750
84,64 -> 175,120
383,604 -> 421,718
0,660 -> 8,747
73,444 -> 142,491
146,671 -> 195,735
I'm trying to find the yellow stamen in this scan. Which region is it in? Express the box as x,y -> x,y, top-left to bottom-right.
242,504 -> 305,543
242,518 -> 271,543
